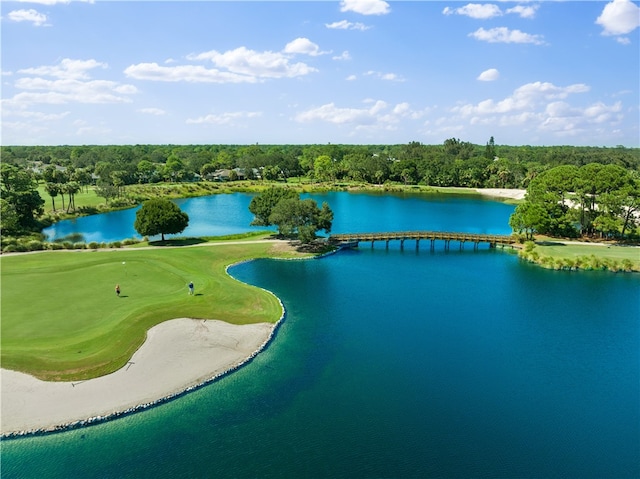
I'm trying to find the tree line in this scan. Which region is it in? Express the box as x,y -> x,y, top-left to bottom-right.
2,140 -> 638,194
509,163 -> 639,240
1,139 -> 638,242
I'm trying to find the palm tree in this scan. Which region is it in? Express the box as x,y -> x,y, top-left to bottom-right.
44,182 -> 60,212
65,181 -> 81,213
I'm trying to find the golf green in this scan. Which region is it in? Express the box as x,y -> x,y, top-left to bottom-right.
1,243 -> 290,381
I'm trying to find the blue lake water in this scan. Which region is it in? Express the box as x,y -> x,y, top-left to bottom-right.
6,192 -> 639,478
42,191 -> 515,242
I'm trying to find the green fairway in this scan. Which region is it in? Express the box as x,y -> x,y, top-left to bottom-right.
1,242 -> 296,381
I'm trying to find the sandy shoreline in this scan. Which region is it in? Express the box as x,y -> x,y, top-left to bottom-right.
1,318 -> 276,437
474,188 -> 526,200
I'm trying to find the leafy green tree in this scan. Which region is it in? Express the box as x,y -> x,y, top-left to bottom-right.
134,199 -> 189,241
0,198 -> 20,235
248,187 -> 298,226
0,164 -> 44,229
268,197 -> 333,243
509,201 -> 549,239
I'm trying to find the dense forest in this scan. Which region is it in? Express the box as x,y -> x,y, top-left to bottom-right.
2,139 -> 638,191
1,139 -> 639,247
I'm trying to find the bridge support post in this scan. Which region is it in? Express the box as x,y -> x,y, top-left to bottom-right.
386,240 -> 390,249
430,239 -> 435,251
400,239 -> 404,250
416,239 -> 420,250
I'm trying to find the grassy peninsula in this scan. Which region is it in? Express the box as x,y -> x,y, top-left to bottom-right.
0,238 -> 309,381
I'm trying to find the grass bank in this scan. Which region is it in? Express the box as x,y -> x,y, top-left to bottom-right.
0,240 -> 310,381
517,240 -> 640,272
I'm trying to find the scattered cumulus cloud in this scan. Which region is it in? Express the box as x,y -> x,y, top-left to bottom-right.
295,99 -> 428,136
4,58 -> 136,107
124,62 -> 259,83
443,3 -> 539,20
596,0 -> 640,37
18,59 -> 106,80
346,74 -> 357,81
469,27 -> 545,45
333,51 -> 352,61
7,9 -> 48,26
138,108 -> 166,116
506,5 -> 539,19
477,68 -> 500,81
364,70 -> 405,82
443,4 -> 502,20
186,111 -> 262,126
128,39 -> 322,83
340,0 -> 390,16
443,81 -> 622,140
283,38 -> 328,56
326,20 -> 371,31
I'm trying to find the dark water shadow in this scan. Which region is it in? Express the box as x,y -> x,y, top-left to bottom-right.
149,238 -> 206,247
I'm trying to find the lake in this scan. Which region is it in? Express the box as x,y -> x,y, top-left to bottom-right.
6,192 -> 639,478
42,191 -> 515,242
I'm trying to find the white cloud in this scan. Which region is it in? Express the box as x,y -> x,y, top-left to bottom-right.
340,0 -> 390,16
187,45 -> 318,79
454,81 -> 590,117
17,0 -> 70,4
477,68 -> 500,81
1,109 -> 70,122
325,20 -> 370,31
124,62 -> 258,83
443,3 -> 539,20
295,99 -> 426,135
506,5 -> 539,19
445,81 -> 622,140
443,4 -> 502,20
333,51 -> 352,61
346,74 -> 357,81
283,38 -> 327,56
19,59 -> 106,80
596,0 -> 640,36
7,9 -> 48,26
5,58 -> 136,107
469,27 -> 545,45
138,108 -> 166,116
186,111 -> 262,126
364,70 -> 405,82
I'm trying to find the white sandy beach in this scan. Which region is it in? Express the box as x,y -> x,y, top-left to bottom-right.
474,188 -> 526,200
1,318 -> 275,435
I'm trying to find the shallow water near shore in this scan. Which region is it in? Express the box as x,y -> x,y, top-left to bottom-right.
5,193 -> 639,478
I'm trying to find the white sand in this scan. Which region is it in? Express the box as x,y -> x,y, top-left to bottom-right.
1,318 -> 275,435
474,188 -> 526,200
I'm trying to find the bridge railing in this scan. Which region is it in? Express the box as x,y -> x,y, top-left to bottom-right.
329,231 -> 516,244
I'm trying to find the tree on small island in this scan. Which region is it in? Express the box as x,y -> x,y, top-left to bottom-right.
134,198 -> 189,241
249,187 -> 333,243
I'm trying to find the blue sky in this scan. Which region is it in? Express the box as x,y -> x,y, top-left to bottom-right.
2,0 -> 639,147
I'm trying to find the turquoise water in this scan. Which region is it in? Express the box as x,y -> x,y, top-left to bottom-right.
42,191 -> 514,242
7,193 -> 639,478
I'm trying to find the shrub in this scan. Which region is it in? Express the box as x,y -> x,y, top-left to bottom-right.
88,242 -> 100,250
27,240 -> 45,251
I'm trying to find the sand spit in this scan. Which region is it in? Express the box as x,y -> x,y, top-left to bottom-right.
1,318 -> 277,437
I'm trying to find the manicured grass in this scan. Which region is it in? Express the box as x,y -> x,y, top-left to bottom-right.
523,241 -> 640,271
37,184 -> 105,212
1,242 -> 297,381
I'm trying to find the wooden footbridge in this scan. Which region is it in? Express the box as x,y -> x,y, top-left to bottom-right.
329,231 -> 517,250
